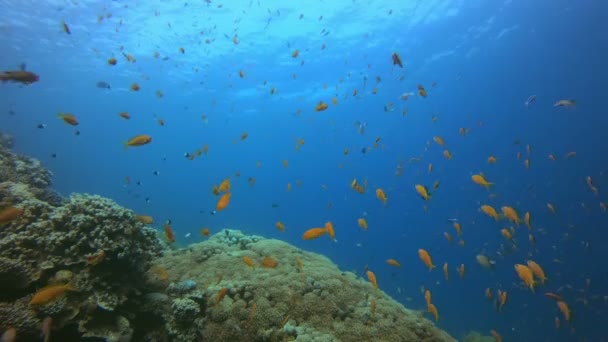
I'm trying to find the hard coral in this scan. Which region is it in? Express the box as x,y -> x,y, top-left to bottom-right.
153,229 -> 456,342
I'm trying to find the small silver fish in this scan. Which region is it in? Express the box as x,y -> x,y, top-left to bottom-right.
524,95 -> 536,108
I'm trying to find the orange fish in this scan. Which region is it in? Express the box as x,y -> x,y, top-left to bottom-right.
261,257 -> 278,268
418,249 -> 435,270
275,221 -> 285,231
124,135 -> 152,148
164,224 -> 175,243
30,283 -> 75,305
130,83 -> 140,91
135,215 -> 154,224
443,262 -> 449,280
485,287 -> 493,300
443,150 -> 452,160
501,206 -> 521,225
0,207 -> 24,224
490,330 -> 502,342
424,289 -> 432,306
472,174 -> 493,189
216,193 -> 231,211
415,184 -> 431,201
514,264 -> 535,292
302,227 -> 327,240
443,232 -> 452,243
216,287 -> 229,305
527,260 -> 547,284
57,113 -> 78,126
200,227 -> 210,237
433,136 -> 445,146
357,218 -> 368,230
427,303 -> 439,321
324,221 -> 336,241
557,300 -> 570,321
218,178 -> 231,192
458,264 -> 465,278
487,156 -> 497,164
481,205 -> 499,220
386,259 -> 401,267
453,222 -> 462,236
417,84 -> 427,98
291,49 -> 299,58
524,211 -> 531,230
376,188 -> 388,206
240,132 -> 248,140
315,101 -> 328,112
108,57 -> 117,65
366,270 -> 378,289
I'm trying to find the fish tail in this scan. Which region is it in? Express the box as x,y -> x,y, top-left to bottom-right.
123,142 -> 130,150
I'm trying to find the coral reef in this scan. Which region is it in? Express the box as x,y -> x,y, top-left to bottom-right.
0,138 -> 456,341
144,229 -> 456,342
0,140 -> 165,340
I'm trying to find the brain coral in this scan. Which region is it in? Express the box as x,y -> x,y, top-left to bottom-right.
148,229 -> 456,342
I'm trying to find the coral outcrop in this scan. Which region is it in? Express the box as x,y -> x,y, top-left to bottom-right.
0,139 -> 165,340
144,229 -> 456,342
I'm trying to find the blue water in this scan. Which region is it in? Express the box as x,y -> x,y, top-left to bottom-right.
2,0 -> 607,341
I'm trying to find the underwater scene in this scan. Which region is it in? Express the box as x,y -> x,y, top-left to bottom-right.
1,0 -> 607,341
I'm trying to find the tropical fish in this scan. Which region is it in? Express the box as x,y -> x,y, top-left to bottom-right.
124,135 -> 152,148
0,70 -> 39,84
418,249 -> 435,270
472,174 -> 493,189
30,283 -> 75,305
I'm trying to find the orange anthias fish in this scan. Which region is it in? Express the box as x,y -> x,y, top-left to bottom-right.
218,178 -> 231,192
417,84 -> 427,98
443,262 -> 449,280
124,135 -> 152,148
514,264 -> 536,292
324,221 -> 336,241
501,206 -> 521,225
526,260 -> 548,284
136,215 -> 154,224
386,259 -> 401,267
357,218 -> 368,230
0,207 -> 24,224
0,70 -> 40,84
376,188 -> 388,206
424,290 -> 432,306
524,211 -> 532,230
433,136 -> 445,146
480,205 -> 499,220
366,270 -> 378,289
58,113 -> 79,126
418,249 -> 435,271
216,193 -> 232,211
315,101 -> 328,112
275,221 -> 285,231
302,227 -> 327,240
427,303 -> 439,321
30,283 -> 75,305
557,301 -> 571,322
472,174 -> 493,189
415,184 -> 431,201
164,224 -> 175,243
